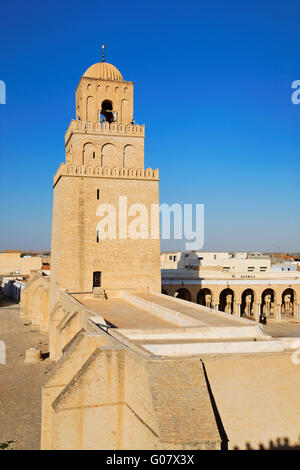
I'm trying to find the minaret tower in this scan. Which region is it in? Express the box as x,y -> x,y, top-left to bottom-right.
49,49 -> 161,309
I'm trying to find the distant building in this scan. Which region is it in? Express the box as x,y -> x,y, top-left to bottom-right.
0,251 -> 42,275
161,251 -> 271,272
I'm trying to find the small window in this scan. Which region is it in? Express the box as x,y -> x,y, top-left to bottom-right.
93,152 -> 95,159
248,267 -> 255,272
97,189 -> 100,200
96,230 -> 100,243
174,256 -> 177,262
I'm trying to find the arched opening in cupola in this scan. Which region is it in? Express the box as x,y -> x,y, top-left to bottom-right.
100,100 -> 115,123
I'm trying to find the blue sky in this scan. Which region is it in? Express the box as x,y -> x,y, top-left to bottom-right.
0,0 -> 299,252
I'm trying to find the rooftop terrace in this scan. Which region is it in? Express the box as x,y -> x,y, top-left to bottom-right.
70,290 -> 294,357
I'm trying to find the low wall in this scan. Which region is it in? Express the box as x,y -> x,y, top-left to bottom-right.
150,289 -> 258,326
49,290 -> 101,361
120,290 -> 203,327
141,339 -> 289,356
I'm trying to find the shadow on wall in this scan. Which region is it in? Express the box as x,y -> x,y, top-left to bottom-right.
201,359 -> 300,451
233,438 -> 300,450
201,360 -> 229,450
178,252 -> 200,270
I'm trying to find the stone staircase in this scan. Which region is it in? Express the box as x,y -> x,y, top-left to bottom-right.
93,287 -> 107,300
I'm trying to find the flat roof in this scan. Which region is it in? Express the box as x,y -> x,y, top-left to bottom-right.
81,298 -> 178,329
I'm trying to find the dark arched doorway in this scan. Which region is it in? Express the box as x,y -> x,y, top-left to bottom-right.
174,288 -> 191,301
261,289 -> 275,317
219,288 -> 234,314
281,288 -> 295,318
241,289 -> 255,317
197,288 -> 212,308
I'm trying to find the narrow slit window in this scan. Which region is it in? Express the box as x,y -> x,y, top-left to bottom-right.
97,189 -> 100,200
96,230 -> 99,243
93,152 -> 95,159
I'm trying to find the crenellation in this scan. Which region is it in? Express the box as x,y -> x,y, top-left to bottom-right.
53,163 -> 159,186
65,120 -> 145,145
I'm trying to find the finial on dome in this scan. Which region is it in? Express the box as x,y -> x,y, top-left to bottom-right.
101,44 -> 105,62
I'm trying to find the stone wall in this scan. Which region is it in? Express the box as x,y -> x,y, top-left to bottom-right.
203,353 -> 300,450
20,272 -> 50,332
49,174 -> 161,311
0,252 -> 42,275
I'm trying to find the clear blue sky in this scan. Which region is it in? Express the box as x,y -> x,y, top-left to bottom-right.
0,0 -> 299,252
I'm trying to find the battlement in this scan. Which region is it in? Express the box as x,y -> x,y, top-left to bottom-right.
53,163 -> 159,186
65,120 -> 145,145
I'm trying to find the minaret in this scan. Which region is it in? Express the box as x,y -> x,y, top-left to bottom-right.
49,50 -> 161,309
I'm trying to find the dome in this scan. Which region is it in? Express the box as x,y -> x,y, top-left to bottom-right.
83,62 -> 123,81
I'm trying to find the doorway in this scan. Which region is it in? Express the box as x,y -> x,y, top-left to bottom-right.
93,271 -> 101,288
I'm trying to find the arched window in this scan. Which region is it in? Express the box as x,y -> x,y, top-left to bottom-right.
123,144 -> 135,167
82,143 -> 94,165
101,143 -> 119,167
121,99 -> 128,123
100,100 -> 116,123
86,96 -> 94,121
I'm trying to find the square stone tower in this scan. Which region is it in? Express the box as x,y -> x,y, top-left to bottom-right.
49,55 -> 161,309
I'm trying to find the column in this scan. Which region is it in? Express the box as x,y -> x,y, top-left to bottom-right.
255,302 -> 261,322
214,303 -> 219,311
235,302 -> 241,317
292,303 -> 298,320
276,303 -> 282,322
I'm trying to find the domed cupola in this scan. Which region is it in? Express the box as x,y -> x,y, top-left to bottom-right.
83,62 -> 123,81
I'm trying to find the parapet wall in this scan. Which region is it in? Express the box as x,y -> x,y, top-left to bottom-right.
65,120 -> 145,145
48,289 -> 101,361
53,163 -> 159,186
